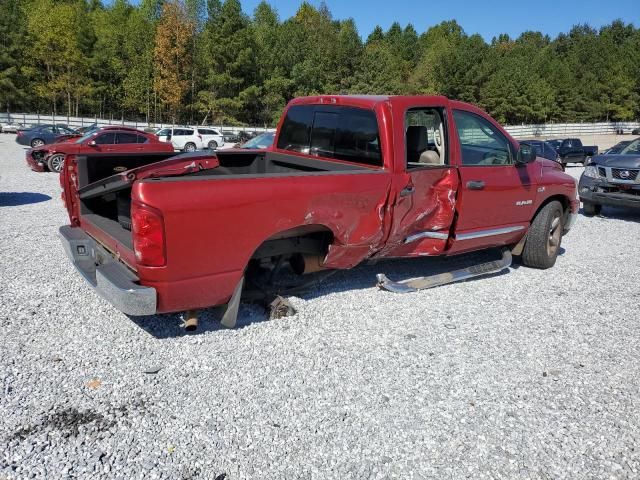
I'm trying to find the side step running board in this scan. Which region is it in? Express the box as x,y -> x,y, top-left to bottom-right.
376,249 -> 512,294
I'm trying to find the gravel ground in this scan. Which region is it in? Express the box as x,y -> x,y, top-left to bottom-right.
1,135 -> 639,480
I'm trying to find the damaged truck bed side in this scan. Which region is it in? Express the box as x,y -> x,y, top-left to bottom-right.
59,95 -> 578,321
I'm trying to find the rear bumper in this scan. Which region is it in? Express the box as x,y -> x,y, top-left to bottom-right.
59,225 -> 157,315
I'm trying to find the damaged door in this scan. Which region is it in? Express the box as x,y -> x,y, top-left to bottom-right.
380,107 -> 459,257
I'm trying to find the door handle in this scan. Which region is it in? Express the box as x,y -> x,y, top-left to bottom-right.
400,185 -> 415,197
466,180 -> 485,190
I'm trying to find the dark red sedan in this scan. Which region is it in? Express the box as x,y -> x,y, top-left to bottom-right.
27,126 -> 175,172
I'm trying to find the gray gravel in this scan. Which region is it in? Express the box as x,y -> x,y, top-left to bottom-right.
1,136 -> 640,479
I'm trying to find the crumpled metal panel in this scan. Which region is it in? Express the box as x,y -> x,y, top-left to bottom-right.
378,168 -> 458,258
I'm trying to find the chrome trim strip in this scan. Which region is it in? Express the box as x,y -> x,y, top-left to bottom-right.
404,230 -> 450,244
456,225 -> 525,241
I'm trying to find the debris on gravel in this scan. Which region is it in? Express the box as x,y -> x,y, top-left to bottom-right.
1,138 -> 639,479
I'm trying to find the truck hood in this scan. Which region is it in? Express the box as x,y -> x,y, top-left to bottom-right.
589,154 -> 640,168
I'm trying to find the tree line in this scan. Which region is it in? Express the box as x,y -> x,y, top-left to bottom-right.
1,0 -> 638,126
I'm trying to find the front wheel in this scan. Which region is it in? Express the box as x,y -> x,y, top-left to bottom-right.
47,154 -> 65,173
208,140 -> 218,150
582,202 -> 602,216
522,201 -> 564,269
184,142 -> 197,152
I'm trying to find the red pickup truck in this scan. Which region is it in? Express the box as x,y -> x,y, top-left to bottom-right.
59,95 -> 578,326
27,126 -> 174,173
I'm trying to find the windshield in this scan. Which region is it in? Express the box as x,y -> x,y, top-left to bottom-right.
620,138 -> 640,155
241,132 -> 275,149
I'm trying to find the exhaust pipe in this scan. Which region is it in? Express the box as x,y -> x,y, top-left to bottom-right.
184,310 -> 199,331
290,254 -> 327,275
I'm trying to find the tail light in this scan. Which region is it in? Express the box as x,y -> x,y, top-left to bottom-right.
131,202 -> 166,267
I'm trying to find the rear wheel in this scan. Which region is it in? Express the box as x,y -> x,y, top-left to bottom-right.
208,140 -> 218,150
31,138 -> 44,148
582,202 -> 602,216
522,201 -> 564,269
184,142 -> 197,152
47,154 -> 65,173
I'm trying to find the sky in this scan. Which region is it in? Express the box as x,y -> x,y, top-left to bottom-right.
239,0 -> 640,41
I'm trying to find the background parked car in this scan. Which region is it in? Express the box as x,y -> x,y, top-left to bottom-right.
27,126 -> 173,173
522,139 -> 559,162
155,127 -> 204,152
237,131 -> 275,149
579,137 -> 640,216
1,122 -> 24,133
195,127 -> 226,150
15,124 -> 80,148
76,123 -> 98,134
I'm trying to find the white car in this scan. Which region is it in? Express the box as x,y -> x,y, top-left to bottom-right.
195,127 -> 226,150
155,127 -> 204,152
1,122 -> 24,133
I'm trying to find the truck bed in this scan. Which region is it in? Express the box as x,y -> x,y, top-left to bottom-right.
74,150 -> 383,277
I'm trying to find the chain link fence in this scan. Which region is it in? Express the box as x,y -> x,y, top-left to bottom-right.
1,112 -> 638,138
0,112 -> 275,135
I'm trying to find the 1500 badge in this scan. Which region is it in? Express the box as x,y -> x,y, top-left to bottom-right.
515,200 -> 533,206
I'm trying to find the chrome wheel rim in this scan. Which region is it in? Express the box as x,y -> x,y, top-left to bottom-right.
186,144 -> 195,152
547,213 -> 562,256
32,139 -> 44,147
50,155 -> 64,172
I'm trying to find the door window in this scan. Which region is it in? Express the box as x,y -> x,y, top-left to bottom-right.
94,132 -> 116,145
277,105 -> 382,166
117,132 -> 138,144
405,109 -> 447,168
334,110 -> 381,165
310,112 -> 338,157
453,110 -> 513,165
277,105 -> 313,153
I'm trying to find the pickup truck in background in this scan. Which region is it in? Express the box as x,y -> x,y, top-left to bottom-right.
553,138 -> 598,165
59,95 -> 578,326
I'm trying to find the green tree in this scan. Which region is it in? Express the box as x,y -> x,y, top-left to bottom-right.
153,0 -> 194,122
0,0 -> 28,112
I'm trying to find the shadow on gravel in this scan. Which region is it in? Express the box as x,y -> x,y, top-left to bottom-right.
0,191 -> 51,207
128,303 -> 269,339
580,206 -> 640,224
129,249 -> 513,338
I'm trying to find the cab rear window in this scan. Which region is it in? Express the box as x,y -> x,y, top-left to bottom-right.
277,105 -> 382,167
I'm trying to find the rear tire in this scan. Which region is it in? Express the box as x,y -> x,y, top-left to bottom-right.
31,138 -> 44,148
47,154 -> 65,173
184,142 -> 196,152
522,201 -> 564,270
582,202 -> 601,216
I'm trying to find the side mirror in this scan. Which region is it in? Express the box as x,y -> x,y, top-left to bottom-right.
88,140 -> 97,147
516,143 -> 536,165
166,134 -> 172,141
